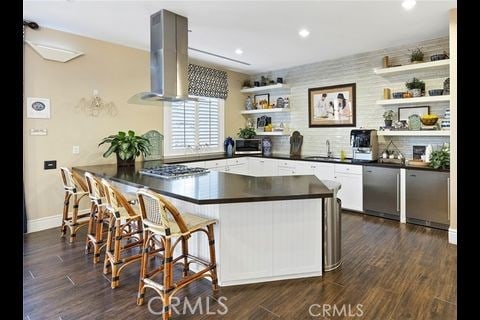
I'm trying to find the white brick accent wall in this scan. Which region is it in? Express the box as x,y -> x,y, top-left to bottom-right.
250,37 -> 450,159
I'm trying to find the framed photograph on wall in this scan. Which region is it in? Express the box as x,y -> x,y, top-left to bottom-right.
27,97 -> 50,119
398,106 -> 430,121
308,83 -> 356,127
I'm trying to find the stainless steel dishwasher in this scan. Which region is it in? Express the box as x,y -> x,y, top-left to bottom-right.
406,169 -> 450,230
363,166 -> 400,220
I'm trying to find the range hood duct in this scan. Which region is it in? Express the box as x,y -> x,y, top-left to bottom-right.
128,9 -> 193,105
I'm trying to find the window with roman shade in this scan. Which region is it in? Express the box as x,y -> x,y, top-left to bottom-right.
164,64 -> 227,156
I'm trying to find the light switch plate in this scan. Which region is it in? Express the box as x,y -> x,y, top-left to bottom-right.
30,129 -> 47,136
72,146 -> 80,154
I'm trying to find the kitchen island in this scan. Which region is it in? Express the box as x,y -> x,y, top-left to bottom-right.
73,162 -> 333,286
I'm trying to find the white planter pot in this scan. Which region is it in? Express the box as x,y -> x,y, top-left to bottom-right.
410,89 -> 422,97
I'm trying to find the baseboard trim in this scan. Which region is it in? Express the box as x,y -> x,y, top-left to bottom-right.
448,228 -> 457,245
27,214 -> 62,233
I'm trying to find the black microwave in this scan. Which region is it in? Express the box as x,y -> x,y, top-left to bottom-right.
235,139 -> 262,154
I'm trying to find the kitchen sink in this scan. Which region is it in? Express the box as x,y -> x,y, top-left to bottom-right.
304,156 -> 344,162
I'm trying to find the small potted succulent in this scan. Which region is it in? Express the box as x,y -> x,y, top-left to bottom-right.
405,77 -> 425,97
409,47 -> 424,63
383,110 -> 396,127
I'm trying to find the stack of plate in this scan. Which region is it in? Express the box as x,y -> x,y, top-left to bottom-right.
441,109 -> 450,131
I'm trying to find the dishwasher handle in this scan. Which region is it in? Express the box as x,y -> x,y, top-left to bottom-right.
447,177 -> 450,221
396,173 -> 400,212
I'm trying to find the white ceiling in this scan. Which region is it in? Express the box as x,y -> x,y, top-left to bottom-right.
23,0 -> 456,74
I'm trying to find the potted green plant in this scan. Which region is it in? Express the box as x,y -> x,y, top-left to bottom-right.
405,77 -> 425,97
383,110 -> 396,127
237,127 -> 257,139
409,47 -> 424,63
99,130 -> 152,167
429,145 -> 450,169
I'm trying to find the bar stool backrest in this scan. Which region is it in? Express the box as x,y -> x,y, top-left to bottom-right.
60,167 -> 87,193
101,178 -> 138,218
137,189 -> 188,235
84,172 -> 105,203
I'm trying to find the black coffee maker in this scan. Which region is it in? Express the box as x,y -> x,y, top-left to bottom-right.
350,129 -> 378,161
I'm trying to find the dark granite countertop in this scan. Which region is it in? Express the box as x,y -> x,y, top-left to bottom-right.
73,163 -> 333,205
162,153 -> 449,172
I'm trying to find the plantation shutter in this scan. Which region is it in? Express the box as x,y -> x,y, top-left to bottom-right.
170,100 -> 196,150
197,97 -> 220,147
169,97 -> 222,153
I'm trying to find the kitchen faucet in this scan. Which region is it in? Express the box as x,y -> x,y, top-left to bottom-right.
326,140 -> 332,158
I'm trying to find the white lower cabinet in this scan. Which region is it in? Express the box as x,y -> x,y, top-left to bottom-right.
183,161 -> 206,168
248,158 -> 277,177
334,164 -> 363,212
204,159 -> 228,172
303,162 -> 335,181
226,158 -> 249,174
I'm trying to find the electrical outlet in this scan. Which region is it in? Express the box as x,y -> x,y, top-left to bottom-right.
73,146 -> 80,154
44,160 -> 57,170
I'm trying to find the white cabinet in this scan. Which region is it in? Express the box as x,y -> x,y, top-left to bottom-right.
248,158 -> 277,177
204,159 -> 228,172
183,161 -> 206,168
277,160 -> 312,176
334,164 -> 363,212
313,163 -> 335,181
225,158 -> 249,175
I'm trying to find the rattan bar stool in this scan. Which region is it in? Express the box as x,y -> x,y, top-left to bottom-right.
59,167 -> 91,243
84,172 -> 109,263
136,189 -> 218,320
101,178 -> 144,289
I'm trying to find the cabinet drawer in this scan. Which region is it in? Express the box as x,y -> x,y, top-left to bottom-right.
204,159 -> 227,168
227,158 -> 248,166
334,164 -> 362,175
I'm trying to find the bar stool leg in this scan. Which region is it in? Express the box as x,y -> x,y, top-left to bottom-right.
207,224 -> 219,291
103,216 -> 114,275
181,236 -> 189,277
61,193 -> 70,237
137,229 -> 149,306
68,193 -> 79,243
93,208 -> 105,264
111,219 -> 122,289
85,202 -> 96,254
163,237 -> 173,320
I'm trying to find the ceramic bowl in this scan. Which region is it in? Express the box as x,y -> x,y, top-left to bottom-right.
392,92 -> 404,99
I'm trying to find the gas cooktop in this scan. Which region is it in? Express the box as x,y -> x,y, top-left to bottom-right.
139,165 -> 209,179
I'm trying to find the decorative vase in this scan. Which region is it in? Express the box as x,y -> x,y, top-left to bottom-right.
224,137 -> 235,157
262,138 -> 272,156
116,154 -> 135,167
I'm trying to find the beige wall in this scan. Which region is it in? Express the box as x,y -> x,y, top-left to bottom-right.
449,9 -> 457,237
24,28 -> 247,223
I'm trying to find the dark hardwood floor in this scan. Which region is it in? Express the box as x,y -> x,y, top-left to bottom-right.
23,211 -> 457,319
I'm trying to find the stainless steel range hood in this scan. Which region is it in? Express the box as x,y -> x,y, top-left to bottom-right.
128,9 -> 192,105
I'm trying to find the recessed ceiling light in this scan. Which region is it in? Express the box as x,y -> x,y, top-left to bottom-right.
235,48 -> 243,55
299,29 -> 310,38
402,0 -> 416,10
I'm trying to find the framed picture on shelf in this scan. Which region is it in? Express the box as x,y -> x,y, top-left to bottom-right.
308,83 -> 356,127
398,106 -> 430,121
254,93 -> 270,108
